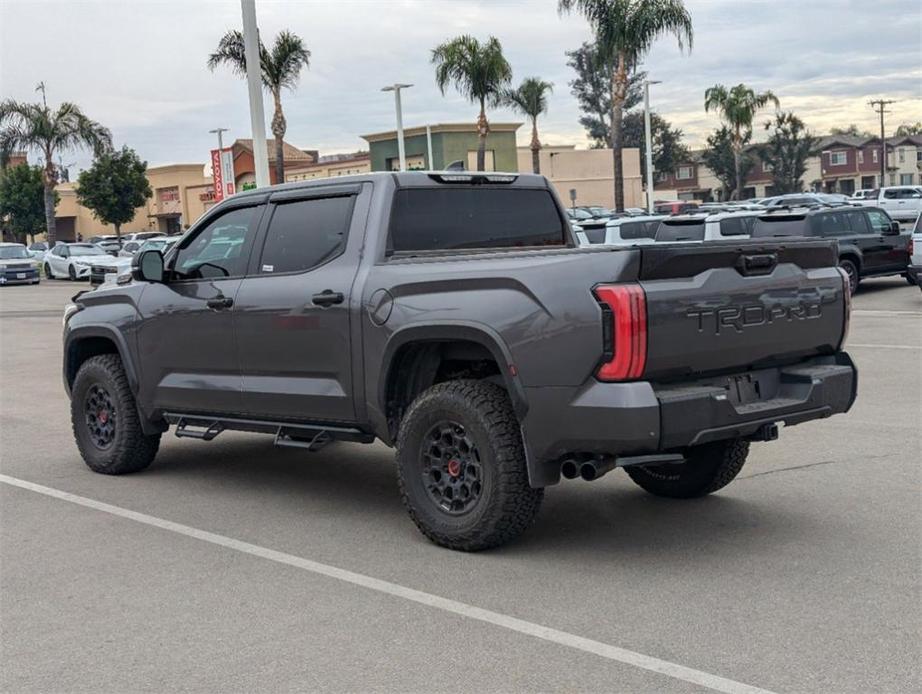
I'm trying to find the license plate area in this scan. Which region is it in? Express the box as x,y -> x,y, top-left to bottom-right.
16,273 -> 26,279
726,373 -> 761,406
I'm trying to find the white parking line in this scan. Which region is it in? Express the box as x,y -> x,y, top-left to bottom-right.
852,309 -> 921,317
848,343 -> 922,350
0,473 -> 776,694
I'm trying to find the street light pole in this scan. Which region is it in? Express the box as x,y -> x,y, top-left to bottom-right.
382,84 -> 413,171
209,127 -> 229,152
241,0 -> 270,188
643,79 -> 662,214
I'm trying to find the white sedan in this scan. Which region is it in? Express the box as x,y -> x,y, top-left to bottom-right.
43,243 -> 122,280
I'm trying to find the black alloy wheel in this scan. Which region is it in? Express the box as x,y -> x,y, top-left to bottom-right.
420,420 -> 484,516
84,383 -> 117,449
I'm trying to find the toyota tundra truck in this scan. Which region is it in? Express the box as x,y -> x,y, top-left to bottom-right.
63,172 -> 857,550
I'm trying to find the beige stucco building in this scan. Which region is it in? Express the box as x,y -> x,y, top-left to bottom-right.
53,163 -> 215,240
285,153 -> 371,182
518,145 -> 643,209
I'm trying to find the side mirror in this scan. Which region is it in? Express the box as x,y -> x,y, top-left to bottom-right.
132,249 -> 164,283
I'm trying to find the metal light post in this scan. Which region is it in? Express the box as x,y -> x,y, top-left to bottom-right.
209,127 -> 229,152
241,0 -> 270,188
643,79 -> 662,214
382,84 -> 413,171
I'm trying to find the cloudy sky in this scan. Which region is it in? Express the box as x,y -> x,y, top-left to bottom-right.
1,0 -> 920,173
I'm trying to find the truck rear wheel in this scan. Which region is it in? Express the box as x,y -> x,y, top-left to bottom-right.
395,380 -> 543,551
71,354 -> 160,475
625,439 -> 749,499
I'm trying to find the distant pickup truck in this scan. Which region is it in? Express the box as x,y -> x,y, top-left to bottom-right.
62,172 -> 857,551
853,186 -> 922,222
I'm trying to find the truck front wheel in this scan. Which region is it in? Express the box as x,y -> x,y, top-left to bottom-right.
625,439 -> 750,499
71,354 -> 161,475
396,380 -> 543,551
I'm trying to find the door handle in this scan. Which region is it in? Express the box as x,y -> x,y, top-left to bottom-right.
312,290 -> 344,307
206,296 -> 234,310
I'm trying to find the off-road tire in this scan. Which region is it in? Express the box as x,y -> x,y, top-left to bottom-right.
839,258 -> 859,295
625,439 -> 750,499
906,273 -> 916,286
396,380 -> 543,551
44,263 -> 53,279
71,354 -> 160,474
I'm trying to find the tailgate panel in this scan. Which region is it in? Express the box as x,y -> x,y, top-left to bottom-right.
639,241 -> 847,380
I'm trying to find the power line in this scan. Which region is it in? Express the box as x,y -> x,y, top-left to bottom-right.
869,99 -> 895,185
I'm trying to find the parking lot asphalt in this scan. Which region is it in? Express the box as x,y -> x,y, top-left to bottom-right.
1,277 -> 920,694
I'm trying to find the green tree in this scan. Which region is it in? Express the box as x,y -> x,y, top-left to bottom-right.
558,0 -> 693,211
895,122 -> 922,136
830,124 -> 873,138
0,163 -> 53,243
503,78 -> 553,174
431,35 -> 513,172
75,146 -> 152,242
208,30 -> 311,184
702,126 -> 754,200
622,111 -> 689,182
704,83 -> 779,200
759,112 -> 818,195
565,42 -> 644,148
0,84 -> 111,245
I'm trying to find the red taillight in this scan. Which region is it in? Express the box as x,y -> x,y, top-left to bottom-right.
593,284 -> 647,381
837,267 -> 851,349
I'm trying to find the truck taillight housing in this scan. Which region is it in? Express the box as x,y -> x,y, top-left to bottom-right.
836,267 -> 851,349
593,284 -> 647,381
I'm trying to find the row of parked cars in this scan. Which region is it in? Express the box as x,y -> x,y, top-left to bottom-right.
0,233 -> 179,286
573,197 -> 922,295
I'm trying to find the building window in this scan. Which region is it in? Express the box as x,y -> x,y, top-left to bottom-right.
917,149 -> 922,162
872,149 -> 879,163
889,173 -> 897,185
829,151 -> 847,166
857,150 -> 864,164
676,165 -> 693,180
898,148 -> 905,163
762,161 -> 773,173
900,173 -> 914,186
654,171 -> 668,182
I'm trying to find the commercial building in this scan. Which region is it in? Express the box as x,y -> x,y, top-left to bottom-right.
518,145 -> 644,209
361,122 -> 522,172
231,138 -> 315,188
285,152 -> 371,182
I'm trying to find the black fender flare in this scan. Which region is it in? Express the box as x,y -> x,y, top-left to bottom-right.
63,324 -> 139,398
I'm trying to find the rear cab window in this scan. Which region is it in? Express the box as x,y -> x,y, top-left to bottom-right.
388,187 -> 567,254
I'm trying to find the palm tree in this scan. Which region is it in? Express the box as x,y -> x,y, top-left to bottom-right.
504,78 -> 553,174
208,30 -> 311,184
0,84 -> 111,245
558,0 -> 693,211
704,83 -> 779,200
431,35 -> 512,172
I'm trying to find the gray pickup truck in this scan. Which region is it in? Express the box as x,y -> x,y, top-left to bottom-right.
63,172 -> 857,550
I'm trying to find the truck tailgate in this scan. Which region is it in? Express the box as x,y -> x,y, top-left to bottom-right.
638,240 -> 848,380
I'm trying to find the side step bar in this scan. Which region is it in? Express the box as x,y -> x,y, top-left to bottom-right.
164,412 -> 375,449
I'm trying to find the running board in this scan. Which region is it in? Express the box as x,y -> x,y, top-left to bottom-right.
164,412 -> 374,447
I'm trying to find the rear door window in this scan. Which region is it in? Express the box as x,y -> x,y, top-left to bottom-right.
389,187 -> 566,253
751,216 -> 812,238
619,220 -> 658,240
654,220 -> 705,242
258,196 -> 354,274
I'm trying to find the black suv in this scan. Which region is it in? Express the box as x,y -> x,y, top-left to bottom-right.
749,205 -> 912,293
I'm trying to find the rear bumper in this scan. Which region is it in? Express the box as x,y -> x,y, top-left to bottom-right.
521,352 -> 857,487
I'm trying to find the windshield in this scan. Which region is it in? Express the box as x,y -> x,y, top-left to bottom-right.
140,239 -> 175,252
69,244 -> 108,256
0,246 -> 31,260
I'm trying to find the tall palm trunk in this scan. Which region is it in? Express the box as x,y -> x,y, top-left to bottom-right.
609,54 -> 628,212
476,98 -> 489,172
42,158 -> 57,245
271,91 -> 287,184
530,116 -> 541,174
732,127 -> 743,201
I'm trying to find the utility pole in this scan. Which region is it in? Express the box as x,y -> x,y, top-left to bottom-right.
209,127 -> 229,152
869,99 -> 895,187
241,0 -> 270,188
643,79 -> 662,213
382,84 -> 413,171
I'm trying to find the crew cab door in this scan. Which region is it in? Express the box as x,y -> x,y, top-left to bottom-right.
234,184 -> 365,423
863,208 -> 905,271
135,202 -> 263,415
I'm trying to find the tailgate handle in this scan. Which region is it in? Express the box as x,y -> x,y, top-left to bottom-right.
737,253 -> 777,276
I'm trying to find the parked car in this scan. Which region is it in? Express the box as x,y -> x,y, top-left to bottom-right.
117,240 -> 145,257
566,207 -> 608,235
43,242 -> 122,280
654,200 -> 699,215
577,206 -> 613,219
63,171 -> 856,551
653,210 -> 759,243
853,186 -> 922,222
575,214 -> 664,246
0,243 -> 41,285
26,241 -> 50,260
96,237 -> 177,286
623,207 -> 647,216
88,235 -> 123,256
849,189 -> 876,200
761,193 -> 849,208
907,213 -> 922,292
123,231 -> 164,243
749,205 -> 911,293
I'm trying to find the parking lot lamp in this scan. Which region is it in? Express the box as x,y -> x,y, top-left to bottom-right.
644,80 -> 662,213
382,84 -> 413,171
